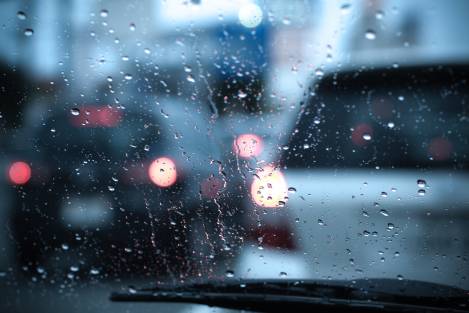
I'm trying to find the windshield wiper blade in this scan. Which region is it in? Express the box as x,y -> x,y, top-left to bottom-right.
110,279 -> 469,313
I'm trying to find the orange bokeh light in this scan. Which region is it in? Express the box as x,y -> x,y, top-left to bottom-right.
8,161 -> 31,185
251,165 -> 288,208
148,157 -> 177,187
233,133 -> 263,158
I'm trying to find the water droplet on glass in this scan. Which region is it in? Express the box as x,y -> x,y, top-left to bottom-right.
397,274 -> 404,280
129,23 -> 136,31
380,191 -> 388,198
90,268 -> 100,275
387,122 -> 395,128
144,48 -> 151,54
186,74 -> 195,83
418,189 -> 426,196
238,90 -> 247,98
340,3 -> 351,15
184,65 -> 192,73
144,145 -> 150,152
282,17 -> 291,25
24,28 -> 34,36
70,108 -> 80,116
365,30 -> 376,40
417,179 -> 426,188
17,11 -> 27,20
160,109 -> 169,118
279,271 -> 288,278
387,223 -> 395,230
288,187 -> 296,193
124,73 -> 132,80
122,55 -> 129,61
380,209 -> 389,217
70,265 -> 79,272
376,10 -> 385,19
398,95 -> 405,101
108,186 -> 115,192
128,286 -> 137,294
362,133 -> 372,141
315,69 -> 324,77
100,9 -> 108,18
225,270 -> 235,278
61,243 -> 69,250
36,267 -> 45,274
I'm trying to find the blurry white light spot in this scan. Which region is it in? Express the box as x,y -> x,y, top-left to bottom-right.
238,3 -> 263,28
251,165 -> 288,208
148,157 -> 177,188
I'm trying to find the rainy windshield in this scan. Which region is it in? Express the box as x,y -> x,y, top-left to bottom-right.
1,1 -> 469,312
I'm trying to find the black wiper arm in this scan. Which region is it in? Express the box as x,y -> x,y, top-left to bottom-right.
110,279 -> 469,313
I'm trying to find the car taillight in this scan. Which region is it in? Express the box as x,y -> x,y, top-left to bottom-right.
148,157 -> 177,187
200,176 -> 224,199
8,161 -> 31,185
233,133 -> 263,158
250,164 -> 288,208
70,106 -> 122,127
251,223 -> 297,250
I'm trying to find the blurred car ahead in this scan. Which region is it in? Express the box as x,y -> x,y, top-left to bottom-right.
240,62 -> 469,289
7,97 -> 241,278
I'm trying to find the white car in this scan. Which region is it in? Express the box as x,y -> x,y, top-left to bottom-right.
237,62 -> 469,290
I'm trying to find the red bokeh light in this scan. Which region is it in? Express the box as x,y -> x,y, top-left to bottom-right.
428,137 -> 453,161
8,161 -> 31,185
70,106 -> 122,127
233,133 -> 263,158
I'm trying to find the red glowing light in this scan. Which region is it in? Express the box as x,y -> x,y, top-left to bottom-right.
233,133 -> 263,158
8,161 -> 31,185
200,176 -> 224,199
148,157 -> 177,187
70,106 -> 122,127
428,137 -> 453,161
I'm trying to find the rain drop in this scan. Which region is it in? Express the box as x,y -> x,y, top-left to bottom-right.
279,271 -> 288,278
24,28 -> 34,36
417,179 -> 426,188
365,30 -> 376,40
90,268 -> 100,275
186,74 -> 195,83
340,3 -> 351,15
225,270 -> 235,278
379,209 -> 389,217
124,73 -> 133,80
70,108 -> 80,116
100,9 -> 108,18
17,11 -> 27,20
362,133 -> 372,141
